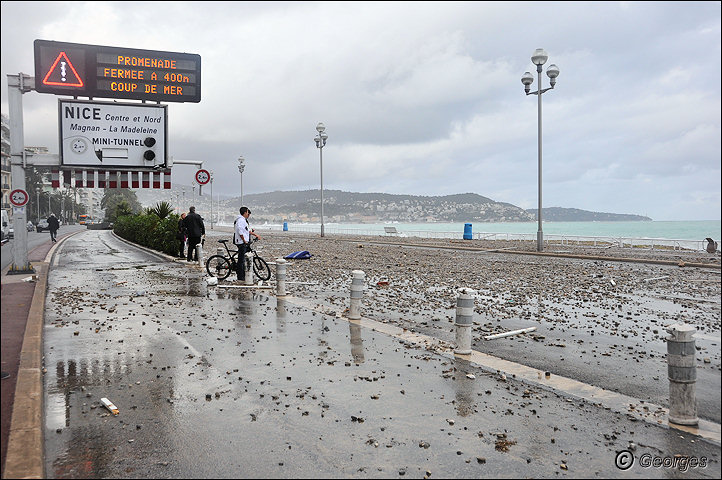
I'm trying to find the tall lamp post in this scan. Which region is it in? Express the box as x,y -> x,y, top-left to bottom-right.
314,122 -> 328,237
521,48 -> 559,252
237,156 -> 245,206
210,170 -> 214,230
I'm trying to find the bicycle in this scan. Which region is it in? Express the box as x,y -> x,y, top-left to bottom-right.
205,238 -> 271,281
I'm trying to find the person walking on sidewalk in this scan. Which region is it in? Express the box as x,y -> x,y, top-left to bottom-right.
183,206 -> 205,262
47,213 -> 60,243
177,212 -> 187,258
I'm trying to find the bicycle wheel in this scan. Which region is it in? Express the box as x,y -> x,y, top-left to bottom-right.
206,255 -> 232,280
253,255 -> 271,281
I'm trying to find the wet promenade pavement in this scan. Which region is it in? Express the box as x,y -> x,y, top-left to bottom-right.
2,229 -> 720,478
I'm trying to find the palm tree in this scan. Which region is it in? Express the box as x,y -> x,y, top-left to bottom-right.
149,201 -> 173,219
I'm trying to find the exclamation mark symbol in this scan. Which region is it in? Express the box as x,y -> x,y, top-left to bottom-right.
43,52 -> 84,87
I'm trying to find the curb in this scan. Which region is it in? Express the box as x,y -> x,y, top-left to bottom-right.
109,230 -> 206,268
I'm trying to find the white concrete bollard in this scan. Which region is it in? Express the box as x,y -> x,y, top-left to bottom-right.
244,252 -> 254,285
196,243 -> 204,266
348,270 -> 365,320
276,258 -> 287,296
454,288 -> 476,355
666,323 -> 699,425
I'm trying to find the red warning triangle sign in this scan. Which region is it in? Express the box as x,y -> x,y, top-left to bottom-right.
42,51 -> 84,87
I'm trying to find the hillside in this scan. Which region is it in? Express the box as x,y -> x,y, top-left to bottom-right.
240,190 -> 533,223
526,207 -> 651,222
136,187 -> 652,223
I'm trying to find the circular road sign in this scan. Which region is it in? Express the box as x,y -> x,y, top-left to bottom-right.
195,169 -> 211,185
10,188 -> 29,207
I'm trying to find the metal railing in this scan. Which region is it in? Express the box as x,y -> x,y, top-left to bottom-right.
255,224 -> 709,252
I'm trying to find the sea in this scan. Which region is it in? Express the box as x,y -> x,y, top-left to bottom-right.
235,219 -> 721,249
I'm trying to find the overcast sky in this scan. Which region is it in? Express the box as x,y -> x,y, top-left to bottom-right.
2,1 -> 720,221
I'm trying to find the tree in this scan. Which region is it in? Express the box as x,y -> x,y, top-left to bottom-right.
115,200 -> 133,220
24,167 -> 56,223
101,189 -> 142,222
24,167 -> 86,224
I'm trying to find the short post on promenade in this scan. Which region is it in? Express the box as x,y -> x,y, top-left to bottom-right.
666,323 -> 699,425
196,243 -> 204,267
348,270 -> 365,320
454,288 -> 475,355
275,258 -> 287,296
245,252 -> 254,285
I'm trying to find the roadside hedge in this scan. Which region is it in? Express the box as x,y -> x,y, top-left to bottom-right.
113,212 -> 179,256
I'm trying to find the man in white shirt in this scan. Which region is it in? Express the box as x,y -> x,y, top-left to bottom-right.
234,207 -> 261,280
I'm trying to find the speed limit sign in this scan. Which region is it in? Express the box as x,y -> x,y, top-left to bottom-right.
9,189 -> 29,207
195,169 -> 211,185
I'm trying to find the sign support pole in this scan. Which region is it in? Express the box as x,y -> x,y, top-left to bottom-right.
7,73 -> 35,274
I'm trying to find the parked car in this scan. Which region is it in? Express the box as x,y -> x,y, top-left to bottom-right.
36,220 -> 50,232
27,221 -> 35,232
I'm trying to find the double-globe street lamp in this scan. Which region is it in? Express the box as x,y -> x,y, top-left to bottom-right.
521,48 -> 559,252
237,156 -> 245,207
314,122 -> 328,237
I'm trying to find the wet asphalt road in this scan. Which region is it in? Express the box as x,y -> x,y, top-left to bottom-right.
43,230 -> 720,478
1,225 -> 84,271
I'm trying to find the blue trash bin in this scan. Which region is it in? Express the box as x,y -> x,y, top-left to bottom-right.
463,223 -> 472,240
283,222 -> 288,232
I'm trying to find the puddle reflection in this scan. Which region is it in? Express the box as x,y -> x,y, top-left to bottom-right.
51,424 -> 115,478
276,297 -> 287,333
349,321 -> 365,364
47,356 -> 136,429
236,290 -> 257,316
452,357 -> 476,417
181,274 -> 205,297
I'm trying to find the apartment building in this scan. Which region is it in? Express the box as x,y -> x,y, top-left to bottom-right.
1,113 -> 11,214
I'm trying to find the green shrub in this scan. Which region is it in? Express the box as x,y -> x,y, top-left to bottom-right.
114,212 -> 180,256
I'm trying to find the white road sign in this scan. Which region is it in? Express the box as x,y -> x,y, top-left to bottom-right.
59,99 -> 167,168
195,169 -> 210,185
10,188 -> 29,207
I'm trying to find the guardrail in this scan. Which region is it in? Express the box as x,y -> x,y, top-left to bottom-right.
469,232 -> 705,252
254,224 -> 708,252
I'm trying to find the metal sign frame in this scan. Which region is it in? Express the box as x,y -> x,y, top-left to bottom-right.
34,39 -> 201,103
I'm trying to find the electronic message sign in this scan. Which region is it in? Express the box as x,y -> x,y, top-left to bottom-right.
59,99 -> 167,168
34,40 -> 201,103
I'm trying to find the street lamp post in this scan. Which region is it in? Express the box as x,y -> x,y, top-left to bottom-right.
521,48 -> 559,252
314,122 -> 328,237
210,171 -> 214,230
237,156 -> 245,206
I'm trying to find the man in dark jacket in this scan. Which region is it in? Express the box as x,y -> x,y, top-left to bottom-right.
183,206 -> 205,261
47,213 -> 60,243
